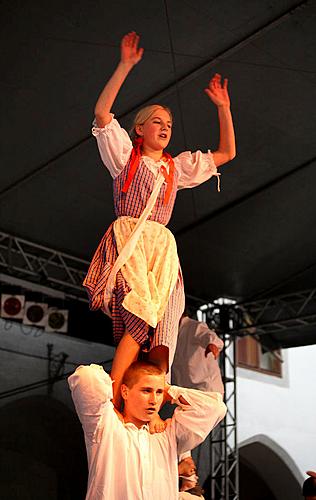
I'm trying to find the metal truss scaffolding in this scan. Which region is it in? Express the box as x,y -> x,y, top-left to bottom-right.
200,303 -> 238,500
0,231 -> 89,301
47,344 -> 69,396
233,289 -> 316,337
195,288 -> 316,499
2,229 -> 316,333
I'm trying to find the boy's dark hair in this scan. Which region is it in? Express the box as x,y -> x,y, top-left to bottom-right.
182,304 -> 198,320
303,476 -> 316,496
122,360 -> 164,388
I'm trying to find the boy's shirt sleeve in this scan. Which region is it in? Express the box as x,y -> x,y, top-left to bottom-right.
68,364 -> 114,442
167,385 -> 226,456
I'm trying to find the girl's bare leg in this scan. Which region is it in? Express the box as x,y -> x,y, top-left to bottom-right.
111,331 -> 140,409
147,345 -> 169,373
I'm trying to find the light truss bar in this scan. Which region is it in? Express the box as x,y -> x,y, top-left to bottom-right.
0,231 -> 89,301
235,288 -> 316,336
194,288 -> 316,498
2,229 -> 316,337
200,306 -> 239,500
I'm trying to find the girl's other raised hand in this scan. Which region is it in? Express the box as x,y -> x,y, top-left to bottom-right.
121,31 -> 144,67
205,73 -> 230,108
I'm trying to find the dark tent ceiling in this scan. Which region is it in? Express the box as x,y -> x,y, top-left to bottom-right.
1,0 -> 316,347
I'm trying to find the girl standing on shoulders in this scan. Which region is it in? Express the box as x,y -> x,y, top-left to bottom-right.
84,31 -> 236,409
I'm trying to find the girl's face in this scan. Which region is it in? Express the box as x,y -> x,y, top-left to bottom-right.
136,108 -> 172,151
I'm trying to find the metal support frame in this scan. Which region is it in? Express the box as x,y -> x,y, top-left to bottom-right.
200,304 -> 238,500
0,231 -> 89,301
47,343 -> 68,395
233,289 -> 316,337
194,288 -> 316,499
2,229 -> 316,336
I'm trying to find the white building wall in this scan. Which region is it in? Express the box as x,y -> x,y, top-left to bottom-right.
237,343 -> 316,477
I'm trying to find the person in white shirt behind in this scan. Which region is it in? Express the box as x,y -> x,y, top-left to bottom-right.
172,311 -> 224,396
172,311 -> 225,493
178,455 -> 205,499
68,360 -> 226,500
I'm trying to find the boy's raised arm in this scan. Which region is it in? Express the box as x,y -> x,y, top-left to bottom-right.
68,365 -> 113,440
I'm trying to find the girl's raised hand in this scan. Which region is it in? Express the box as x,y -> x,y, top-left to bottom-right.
121,31 -> 144,67
205,73 -> 230,108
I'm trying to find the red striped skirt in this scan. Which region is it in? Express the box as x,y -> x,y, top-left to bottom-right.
83,222 -> 185,356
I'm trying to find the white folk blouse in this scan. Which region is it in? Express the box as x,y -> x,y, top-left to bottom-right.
92,114 -> 220,190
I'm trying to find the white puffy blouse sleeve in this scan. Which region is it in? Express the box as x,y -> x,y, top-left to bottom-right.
92,114 -> 133,178
167,385 -> 226,455
174,150 -> 221,191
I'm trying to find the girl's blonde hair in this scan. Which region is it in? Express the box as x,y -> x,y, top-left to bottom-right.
130,104 -> 173,143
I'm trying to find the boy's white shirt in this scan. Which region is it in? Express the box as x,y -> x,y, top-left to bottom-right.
68,364 -> 226,500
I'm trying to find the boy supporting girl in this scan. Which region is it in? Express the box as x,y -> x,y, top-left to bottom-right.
83,31 -> 236,408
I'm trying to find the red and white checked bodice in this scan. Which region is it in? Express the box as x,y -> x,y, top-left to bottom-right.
113,160 -> 179,225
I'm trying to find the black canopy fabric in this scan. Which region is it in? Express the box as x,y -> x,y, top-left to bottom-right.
1,0 -> 316,347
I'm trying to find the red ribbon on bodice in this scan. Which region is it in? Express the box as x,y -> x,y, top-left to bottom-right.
122,137 -> 175,205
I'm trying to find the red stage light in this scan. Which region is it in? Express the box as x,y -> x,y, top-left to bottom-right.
3,297 -> 22,316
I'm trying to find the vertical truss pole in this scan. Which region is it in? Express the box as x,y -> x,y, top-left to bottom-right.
204,304 -> 239,499
47,343 -> 68,395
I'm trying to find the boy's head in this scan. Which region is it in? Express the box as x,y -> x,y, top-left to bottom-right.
121,361 -> 165,428
122,360 -> 164,388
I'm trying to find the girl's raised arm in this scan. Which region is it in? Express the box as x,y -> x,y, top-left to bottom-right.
94,32 -> 144,128
204,73 -> 236,167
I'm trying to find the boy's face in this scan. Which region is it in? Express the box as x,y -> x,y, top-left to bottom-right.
121,373 -> 165,428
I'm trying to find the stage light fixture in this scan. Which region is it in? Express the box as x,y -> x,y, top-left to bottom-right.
23,301 -> 48,327
45,308 -> 68,333
1,294 -> 25,319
